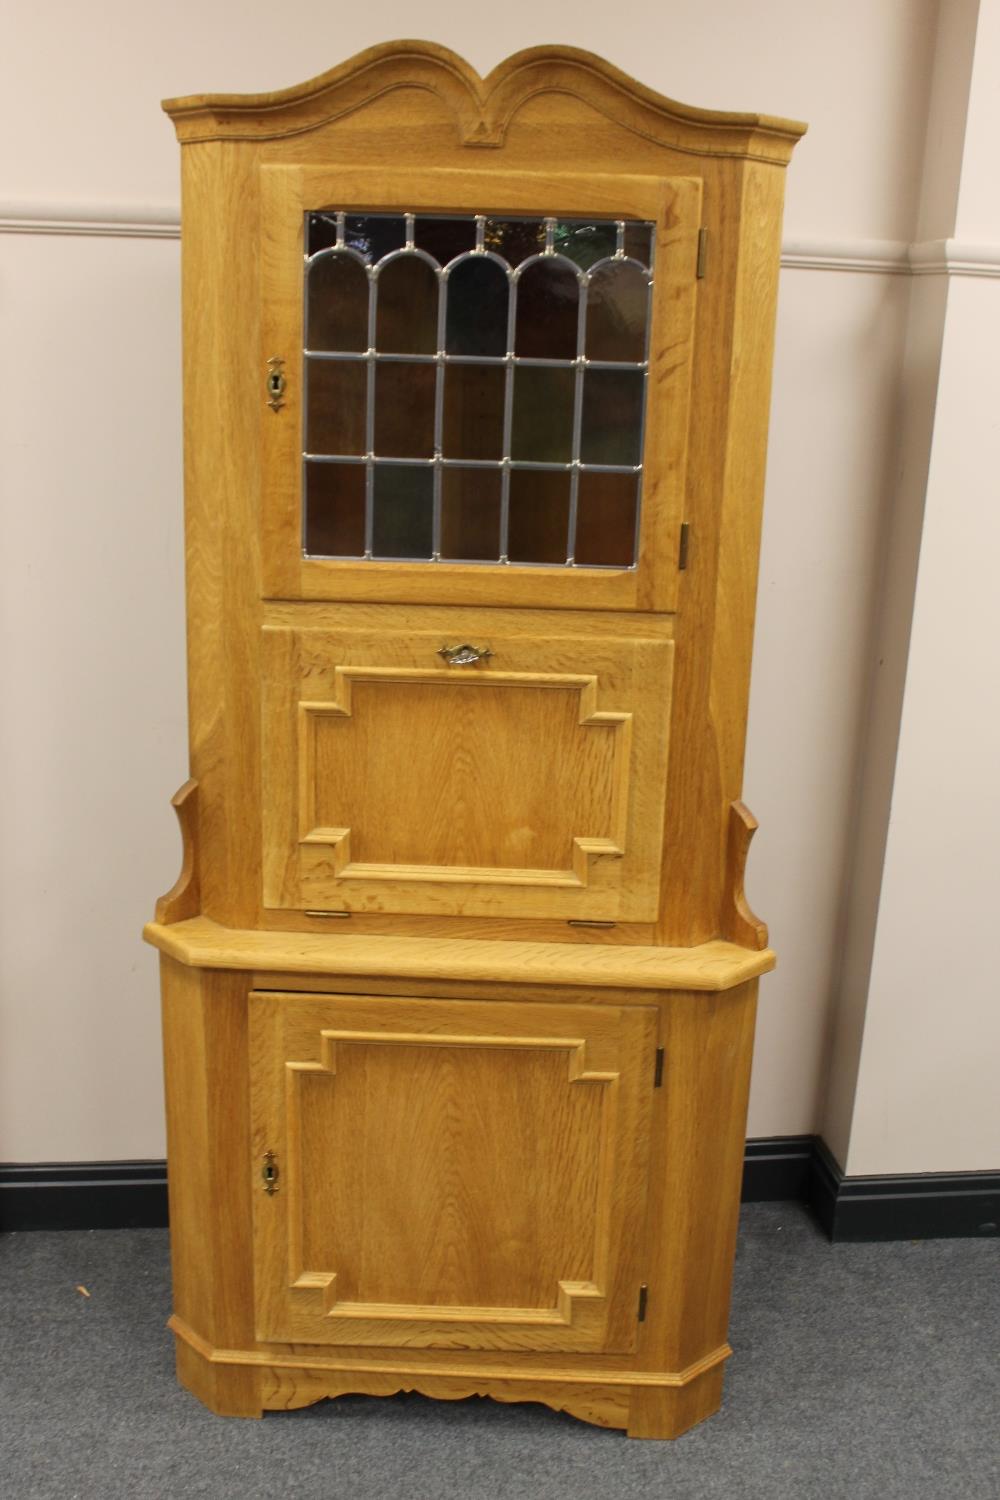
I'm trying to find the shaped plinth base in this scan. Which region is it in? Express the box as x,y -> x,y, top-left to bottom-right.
171,1317 -> 727,1439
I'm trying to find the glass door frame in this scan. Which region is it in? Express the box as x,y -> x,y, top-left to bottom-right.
259,164 -> 701,611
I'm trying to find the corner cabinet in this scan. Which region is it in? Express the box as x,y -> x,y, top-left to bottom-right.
145,42 -> 805,1440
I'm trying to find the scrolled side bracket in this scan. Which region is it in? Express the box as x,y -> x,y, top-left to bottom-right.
721,800 -> 768,951
154,779 -> 201,925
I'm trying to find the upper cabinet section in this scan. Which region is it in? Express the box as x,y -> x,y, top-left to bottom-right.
260,166 -> 700,610
163,42 -> 805,615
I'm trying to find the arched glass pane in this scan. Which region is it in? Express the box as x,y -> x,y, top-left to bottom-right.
446,257 -> 509,356
307,252 -> 368,352
515,260 -> 579,359
585,261 -> 649,363
376,255 -> 438,354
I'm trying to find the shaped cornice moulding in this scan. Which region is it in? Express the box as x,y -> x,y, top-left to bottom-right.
162,39 -> 807,164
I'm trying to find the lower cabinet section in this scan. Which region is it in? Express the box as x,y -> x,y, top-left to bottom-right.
249,991 -> 658,1353
159,956 -> 760,1439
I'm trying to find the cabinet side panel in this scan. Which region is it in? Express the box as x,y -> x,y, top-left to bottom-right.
636,981 -> 758,1373
180,141 -> 262,924
160,957 -> 256,1348
656,159 -> 786,944
709,161 -> 788,828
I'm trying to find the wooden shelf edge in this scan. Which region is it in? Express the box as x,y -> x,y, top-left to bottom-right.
143,915 -> 775,992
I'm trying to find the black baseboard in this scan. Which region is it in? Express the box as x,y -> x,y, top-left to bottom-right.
808,1137 -> 1000,1242
741,1135 -> 814,1202
0,1161 -> 168,1231
3,1141 -> 998,1241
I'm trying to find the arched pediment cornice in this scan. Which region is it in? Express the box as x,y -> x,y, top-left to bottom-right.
162,40 -> 806,164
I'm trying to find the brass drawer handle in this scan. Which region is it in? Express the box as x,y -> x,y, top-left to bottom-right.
437,643 -> 493,667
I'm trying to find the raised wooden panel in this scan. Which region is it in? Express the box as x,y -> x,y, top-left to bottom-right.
250,992 -> 657,1351
259,165 -> 701,610
261,606 -> 674,920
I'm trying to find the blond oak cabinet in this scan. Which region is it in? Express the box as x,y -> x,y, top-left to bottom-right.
146,42 -> 804,1439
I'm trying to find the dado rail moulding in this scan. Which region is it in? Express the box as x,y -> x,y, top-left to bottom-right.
4,202 -> 1000,279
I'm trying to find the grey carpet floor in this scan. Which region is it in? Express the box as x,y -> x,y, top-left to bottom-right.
1,1203 -> 997,1500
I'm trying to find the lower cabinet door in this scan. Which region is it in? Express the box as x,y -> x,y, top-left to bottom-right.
250,990 -> 658,1353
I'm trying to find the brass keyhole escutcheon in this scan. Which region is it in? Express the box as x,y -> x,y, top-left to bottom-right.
261,1150 -> 280,1194
266,356 -> 286,411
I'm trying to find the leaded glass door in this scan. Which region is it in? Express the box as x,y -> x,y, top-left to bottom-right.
260,166 -> 701,610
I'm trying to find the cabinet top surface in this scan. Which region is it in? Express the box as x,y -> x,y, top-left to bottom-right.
144,916 -> 775,992
161,40 -> 806,162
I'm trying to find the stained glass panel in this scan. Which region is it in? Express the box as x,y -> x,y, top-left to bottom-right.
305,461 -> 366,558
303,210 -> 654,566
376,255 -> 438,354
440,468 -> 502,561
508,470 -> 571,564
515,259 -> 579,359
372,465 -> 434,558
445,257 -> 509,356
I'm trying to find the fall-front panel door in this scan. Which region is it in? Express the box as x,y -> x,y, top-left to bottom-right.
260,604 -> 674,922
250,991 -> 658,1352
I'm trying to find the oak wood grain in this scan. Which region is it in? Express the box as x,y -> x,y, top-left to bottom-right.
156,40 -> 803,1440
163,41 -> 806,164
145,917 -> 775,991
154,779 -> 201,924
171,1311 -> 731,1434
250,992 -> 656,1352
261,609 -> 673,921
722,801 -> 769,949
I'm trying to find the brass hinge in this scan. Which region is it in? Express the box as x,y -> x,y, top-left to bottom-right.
696,227 -> 708,279
678,522 -> 690,571
637,1283 -> 649,1322
653,1047 -> 665,1088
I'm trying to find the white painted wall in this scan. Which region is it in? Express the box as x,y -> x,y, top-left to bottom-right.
830,0 -> 1000,1176
0,232 -> 186,1158
846,274 -> 1000,1173
1,0 -> 964,1165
